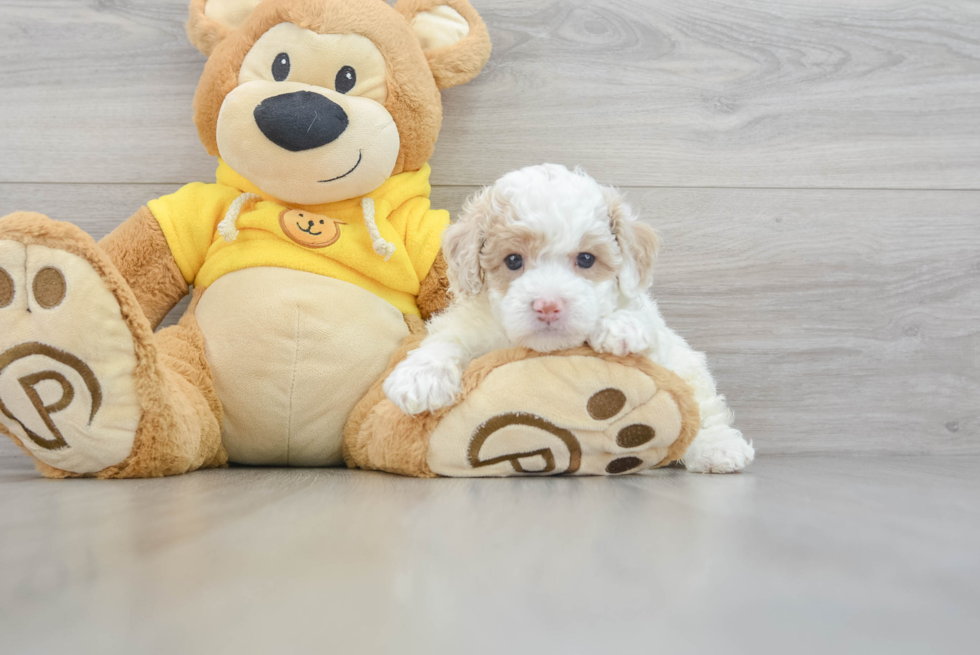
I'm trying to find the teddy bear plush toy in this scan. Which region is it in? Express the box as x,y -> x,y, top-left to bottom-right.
0,0 -> 699,479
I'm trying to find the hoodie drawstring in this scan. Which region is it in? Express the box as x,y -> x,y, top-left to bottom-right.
361,197 -> 396,261
218,192 -> 261,243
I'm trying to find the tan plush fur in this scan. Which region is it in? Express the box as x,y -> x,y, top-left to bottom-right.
190,0 -> 490,175
2,0 -> 496,479
343,331 -> 434,477
417,251 -> 450,320
1,1 -> 500,479
344,341 -> 701,478
0,213 -> 225,479
187,0 -> 232,56
99,207 -> 189,331
395,0 -> 493,90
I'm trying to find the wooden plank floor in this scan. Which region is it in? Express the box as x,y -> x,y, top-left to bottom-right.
0,0 -> 979,651
2,449 -> 979,655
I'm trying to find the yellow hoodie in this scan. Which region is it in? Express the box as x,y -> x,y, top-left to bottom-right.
147,161 -> 448,316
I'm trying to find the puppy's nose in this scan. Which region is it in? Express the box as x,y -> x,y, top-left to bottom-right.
253,91 -> 349,152
533,298 -> 565,325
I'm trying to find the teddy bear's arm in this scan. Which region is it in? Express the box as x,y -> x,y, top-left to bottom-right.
417,251 -> 449,321
385,194 -> 451,321
98,206 -> 189,330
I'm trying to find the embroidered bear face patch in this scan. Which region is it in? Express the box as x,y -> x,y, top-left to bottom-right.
278,209 -> 344,249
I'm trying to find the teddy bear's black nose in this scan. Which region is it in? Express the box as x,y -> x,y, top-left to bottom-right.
253,91 -> 349,152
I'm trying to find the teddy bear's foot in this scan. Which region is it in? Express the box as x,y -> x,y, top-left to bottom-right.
346,346 -> 700,477
427,350 -> 700,476
0,213 -> 223,478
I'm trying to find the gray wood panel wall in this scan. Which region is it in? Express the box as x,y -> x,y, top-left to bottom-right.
1,0 -> 978,455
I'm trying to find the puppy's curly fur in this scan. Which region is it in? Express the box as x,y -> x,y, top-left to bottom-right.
385,164 -> 754,473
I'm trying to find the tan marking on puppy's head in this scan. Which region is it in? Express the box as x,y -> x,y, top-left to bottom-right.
442,183 -> 504,298
574,232 -> 621,284
479,224 -> 547,297
186,0 -> 492,205
602,186 -> 660,297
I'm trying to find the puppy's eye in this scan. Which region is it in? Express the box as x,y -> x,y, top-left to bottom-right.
336,66 -> 356,94
577,253 -> 596,269
272,53 -> 290,82
504,254 -> 524,271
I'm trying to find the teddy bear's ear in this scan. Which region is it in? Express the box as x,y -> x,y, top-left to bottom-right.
186,0 -> 264,56
395,0 -> 492,89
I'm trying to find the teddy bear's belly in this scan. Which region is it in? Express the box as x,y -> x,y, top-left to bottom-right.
194,267 -> 409,466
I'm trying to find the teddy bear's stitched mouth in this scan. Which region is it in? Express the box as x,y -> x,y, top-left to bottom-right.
318,150 -> 363,184
296,223 -> 322,236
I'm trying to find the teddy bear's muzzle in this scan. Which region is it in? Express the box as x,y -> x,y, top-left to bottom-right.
253,90 -> 349,152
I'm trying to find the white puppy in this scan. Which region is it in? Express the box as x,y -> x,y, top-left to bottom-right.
384,164 -> 754,473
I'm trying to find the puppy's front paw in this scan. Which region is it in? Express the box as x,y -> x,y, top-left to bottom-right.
588,313 -> 654,357
682,425 -> 755,474
383,354 -> 462,416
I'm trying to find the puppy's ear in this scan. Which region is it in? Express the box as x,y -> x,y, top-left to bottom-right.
442,185 -> 498,298
604,187 -> 660,298
395,0 -> 492,89
187,0 -> 263,55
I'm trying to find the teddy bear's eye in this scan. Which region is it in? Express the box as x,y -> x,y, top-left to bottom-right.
577,253 -> 596,269
272,52 -> 290,82
504,254 -> 523,271
335,66 -> 356,94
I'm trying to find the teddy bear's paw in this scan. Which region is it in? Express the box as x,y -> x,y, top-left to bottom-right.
425,352 -> 698,477
0,222 -> 142,475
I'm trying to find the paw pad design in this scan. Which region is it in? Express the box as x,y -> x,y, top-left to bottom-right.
468,412 -> 582,475
33,267 -> 66,309
0,264 -> 67,310
426,354 -> 688,478
0,342 -> 103,451
587,388 -> 626,420
458,388 -> 668,476
0,237 -> 142,474
0,268 -> 13,308
616,424 -> 655,448
606,456 -> 644,474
